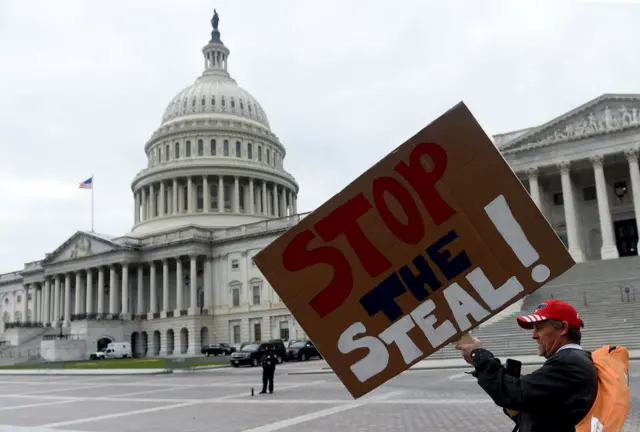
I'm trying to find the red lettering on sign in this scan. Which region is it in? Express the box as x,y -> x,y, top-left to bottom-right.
282,230 -> 353,318
372,176 -> 424,245
394,143 -> 455,226
315,194 -> 392,278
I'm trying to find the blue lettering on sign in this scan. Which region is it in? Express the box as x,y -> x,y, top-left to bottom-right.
359,229 -> 472,324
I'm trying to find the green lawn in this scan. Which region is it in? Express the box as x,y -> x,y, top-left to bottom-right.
0,356 -> 229,370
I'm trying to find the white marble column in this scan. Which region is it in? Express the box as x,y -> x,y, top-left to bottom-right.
149,262 -> 157,315
162,259 -> 169,316
527,167 -> 543,210
150,184 -> 156,218
558,161 -> 585,262
218,177 -> 224,212
53,276 -> 61,324
233,177 -> 240,212
97,267 -> 105,315
159,182 -> 166,217
134,192 -> 140,224
176,259 -> 183,313
262,182 -> 268,216
35,286 -> 41,323
172,179 -> 178,215
273,185 -> 280,217
591,155 -> 619,259
121,264 -> 129,316
21,284 -> 29,321
64,274 -> 71,326
625,148 -> 640,254
204,256 -> 213,310
108,266 -> 117,314
280,186 -> 286,216
43,279 -> 50,324
248,178 -> 255,214
141,188 -> 147,221
137,266 -> 144,315
189,255 -> 197,314
187,177 -> 194,213
202,176 -> 209,213
86,270 -> 93,315
74,272 -> 82,317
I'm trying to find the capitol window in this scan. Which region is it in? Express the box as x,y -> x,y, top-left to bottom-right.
221,96 -> 226,107
201,97 -> 205,108
223,140 -> 229,156
210,139 -> 216,155
198,140 -> 204,156
211,96 -> 215,106
240,100 -> 244,110
230,98 -> 235,109
235,141 -> 241,157
186,141 -> 192,157
252,285 -> 260,305
175,142 -> 180,159
165,144 -> 170,160
232,289 -> 240,307
553,192 -> 564,206
247,143 -> 253,159
257,146 -> 262,161
231,259 -> 239,270
266,149 -> 270,164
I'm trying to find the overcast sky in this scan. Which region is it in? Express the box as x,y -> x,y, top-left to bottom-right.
1,0 -> 639,273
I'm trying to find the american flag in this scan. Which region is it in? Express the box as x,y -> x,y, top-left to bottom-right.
79,177 -> 93,189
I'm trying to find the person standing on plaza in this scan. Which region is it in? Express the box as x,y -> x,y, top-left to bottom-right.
260,347 -> 277,394
456,299 -> 598,432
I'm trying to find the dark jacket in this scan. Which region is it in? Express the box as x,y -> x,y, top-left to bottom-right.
470,347 -> 598,432
261,352 -> 277,371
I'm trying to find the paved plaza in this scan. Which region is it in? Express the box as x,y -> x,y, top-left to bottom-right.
0,360 -> 637,431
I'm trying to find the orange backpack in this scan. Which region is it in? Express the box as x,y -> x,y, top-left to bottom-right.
575,345 -> 630,432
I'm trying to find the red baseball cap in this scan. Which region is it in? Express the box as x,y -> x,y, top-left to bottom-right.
517,299 -> 583,329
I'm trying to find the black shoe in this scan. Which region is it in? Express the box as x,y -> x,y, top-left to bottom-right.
259,391 -> 266,394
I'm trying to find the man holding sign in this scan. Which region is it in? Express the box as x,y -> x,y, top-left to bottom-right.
456,299 -> 598,432
253,102 -> 575,399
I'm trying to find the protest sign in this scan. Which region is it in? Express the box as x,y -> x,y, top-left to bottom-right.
253,102 -> 575,399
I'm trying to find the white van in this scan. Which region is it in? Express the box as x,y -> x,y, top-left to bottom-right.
91,342 -> 132,360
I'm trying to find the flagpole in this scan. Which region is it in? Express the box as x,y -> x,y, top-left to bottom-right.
91,174 -> 94,232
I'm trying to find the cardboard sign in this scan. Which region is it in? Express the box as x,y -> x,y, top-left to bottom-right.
253,102 -> 575,399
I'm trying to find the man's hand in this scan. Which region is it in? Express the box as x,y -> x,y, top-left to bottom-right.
455,336 -> 483,364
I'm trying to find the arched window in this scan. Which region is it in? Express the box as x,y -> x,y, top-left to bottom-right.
223,140 -> 229,156
158,147 -> 163,163
211,96 -> 216,106
175,142 -> 180,159
247,143 -> 253,160
165,144 -> 170,160
235,141 -> 241,157
211,139 -> 216,156
266,149 -> 270,165
186,141 -> 191,157
198,140 -> 204,156
258,145 -> 262,162
230,98 -> 235,109
240,100 -> 244,110
221,96 -> 226,107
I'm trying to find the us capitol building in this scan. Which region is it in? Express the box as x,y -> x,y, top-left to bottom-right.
2,11 -> 640,357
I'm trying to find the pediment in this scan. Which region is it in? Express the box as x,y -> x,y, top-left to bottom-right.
44,231 -> 125,264
501,94 -> 640,153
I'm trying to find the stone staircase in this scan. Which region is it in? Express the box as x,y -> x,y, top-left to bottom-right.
0,328 -> 53,366
429,256 -> 640,360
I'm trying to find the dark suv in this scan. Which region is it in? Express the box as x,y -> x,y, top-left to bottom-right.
201,343 -> 235,356
230,342 -> 286,367
287,340 -> 321,361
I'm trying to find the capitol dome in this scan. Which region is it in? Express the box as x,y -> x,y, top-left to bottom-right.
129,10 -> 299,237
160,69 -> 271,129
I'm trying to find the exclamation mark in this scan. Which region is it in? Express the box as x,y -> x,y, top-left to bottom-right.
484,195 -> 551,284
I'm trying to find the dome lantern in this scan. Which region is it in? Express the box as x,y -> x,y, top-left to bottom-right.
202,9 -> 230,78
